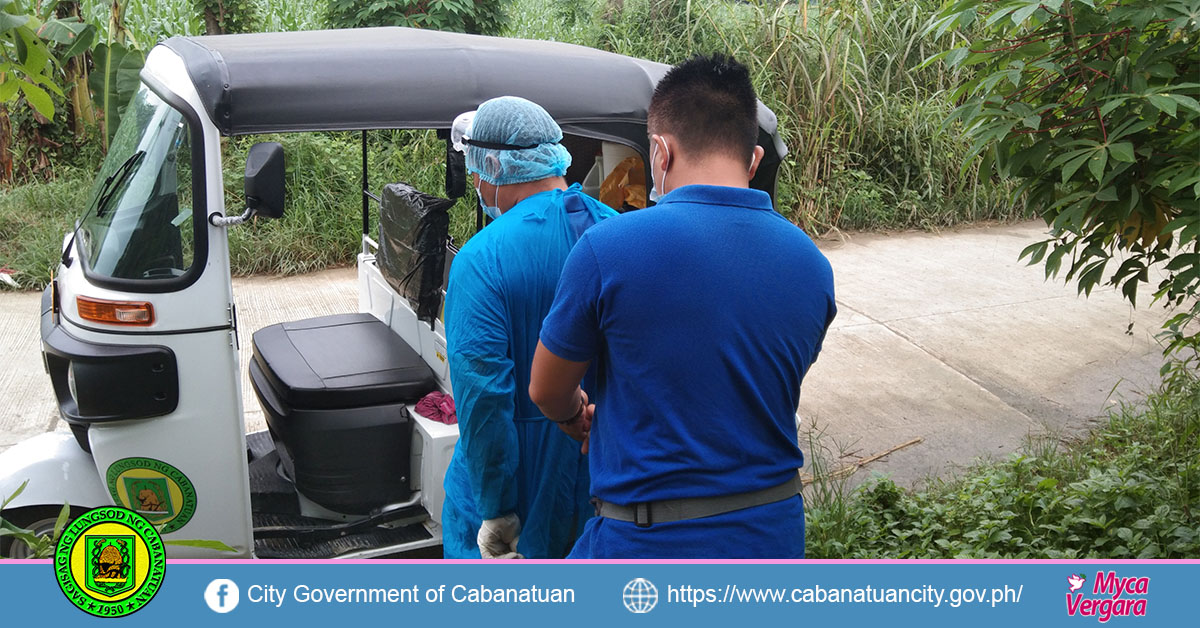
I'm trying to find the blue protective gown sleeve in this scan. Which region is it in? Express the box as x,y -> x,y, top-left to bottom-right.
444,251 -> 519,520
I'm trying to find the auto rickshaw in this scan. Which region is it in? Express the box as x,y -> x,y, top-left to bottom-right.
0,26 -> 788,558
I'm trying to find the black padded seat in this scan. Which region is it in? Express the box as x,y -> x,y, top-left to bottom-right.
251,313 -> 436,410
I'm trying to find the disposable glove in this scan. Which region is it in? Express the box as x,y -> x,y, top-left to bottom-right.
477,513 -> 523,559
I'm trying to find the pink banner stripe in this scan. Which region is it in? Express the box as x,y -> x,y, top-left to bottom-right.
162,558 -> 1200,566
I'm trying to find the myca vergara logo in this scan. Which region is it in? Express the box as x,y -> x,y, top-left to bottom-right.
55,507 -> 166,618
1065,571 -> 1148,623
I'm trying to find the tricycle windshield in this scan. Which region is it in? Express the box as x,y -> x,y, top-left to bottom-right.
78,84 -> 195,281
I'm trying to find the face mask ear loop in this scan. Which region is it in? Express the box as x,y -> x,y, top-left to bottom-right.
659,138 -> 670,196
471,170 -> 486,229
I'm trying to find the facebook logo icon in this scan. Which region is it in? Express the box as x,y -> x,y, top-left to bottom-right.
204,579 -> 240,613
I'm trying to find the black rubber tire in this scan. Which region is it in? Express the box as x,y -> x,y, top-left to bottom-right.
0,505 -> 87,559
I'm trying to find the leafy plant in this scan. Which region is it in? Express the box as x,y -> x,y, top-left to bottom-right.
89,1 -> 144,149
163,538 -> 239,552
0,481 -> 71,559
806,370 -> 1200,558
0,0 -> 145,172
325,0 -> 507,35
928,0 -> 1200,366
42,2 -> 100,138
2,482 -> 238,558
193,0 -> 259,35
88,40 -> 142,147
0,3 -> 95,183
553,0 -> 596,27
1,0 -> 67,120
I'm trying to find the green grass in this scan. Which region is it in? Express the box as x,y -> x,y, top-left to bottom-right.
804,370 -> 1200,558
224,130 -> 479,277
223,133 -> 363,277
2,0 -> 1035,291
0,130 -> 476,290
0,169 -> 92,289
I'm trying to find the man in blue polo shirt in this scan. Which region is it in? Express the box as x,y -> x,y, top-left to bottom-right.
528,54 -> 836,558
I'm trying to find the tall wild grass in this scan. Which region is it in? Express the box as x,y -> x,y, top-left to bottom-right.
73,0 -> 1029,236
3,1 -> 1030,289
555,0 -> 1026,233
79,0 -> 325,45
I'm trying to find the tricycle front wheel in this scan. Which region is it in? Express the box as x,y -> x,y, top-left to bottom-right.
0,505 -> 84,559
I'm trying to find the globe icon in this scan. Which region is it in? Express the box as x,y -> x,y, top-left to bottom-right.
623,578 -> 658,613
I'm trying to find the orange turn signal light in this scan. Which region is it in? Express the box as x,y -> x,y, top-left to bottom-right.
76,296 -> 155,327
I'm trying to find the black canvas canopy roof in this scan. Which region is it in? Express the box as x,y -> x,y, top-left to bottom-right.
158,27 -> 786,163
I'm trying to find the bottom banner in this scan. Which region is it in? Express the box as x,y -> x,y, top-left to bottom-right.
0,560 -> 1194,626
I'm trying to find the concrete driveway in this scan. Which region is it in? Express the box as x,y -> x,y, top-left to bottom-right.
0,221 -> 1175,489
799,221 -> 1170,487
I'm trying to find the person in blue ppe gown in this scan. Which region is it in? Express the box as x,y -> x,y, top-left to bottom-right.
441,96 -> 617,559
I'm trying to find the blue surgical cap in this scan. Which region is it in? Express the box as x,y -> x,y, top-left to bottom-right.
465,96 -> 572,186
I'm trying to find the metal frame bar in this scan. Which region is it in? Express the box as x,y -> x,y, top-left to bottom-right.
361,130 -> 370,237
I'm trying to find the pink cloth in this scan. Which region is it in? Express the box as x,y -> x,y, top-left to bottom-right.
416,391 -> 457,425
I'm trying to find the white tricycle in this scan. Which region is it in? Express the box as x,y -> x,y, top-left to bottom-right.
0,26 -> 788,558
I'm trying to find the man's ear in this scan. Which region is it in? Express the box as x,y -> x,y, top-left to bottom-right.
651,134 -> 671,172
748,145 -> 766,180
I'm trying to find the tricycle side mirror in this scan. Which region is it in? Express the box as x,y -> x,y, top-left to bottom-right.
245,142 -> 285,219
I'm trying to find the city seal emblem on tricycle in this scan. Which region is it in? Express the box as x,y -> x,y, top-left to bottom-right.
54,507 -> 166,617
105,457 -> 197,534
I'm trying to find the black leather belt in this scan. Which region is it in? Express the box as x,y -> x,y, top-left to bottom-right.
591,473 -> 804,528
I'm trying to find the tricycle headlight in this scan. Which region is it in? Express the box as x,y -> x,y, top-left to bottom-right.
67,361 -> 78,403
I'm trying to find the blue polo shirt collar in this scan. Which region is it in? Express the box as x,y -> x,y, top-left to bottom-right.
656,184 -> 773,210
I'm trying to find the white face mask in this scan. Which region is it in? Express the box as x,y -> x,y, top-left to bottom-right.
476,182 -> 501,220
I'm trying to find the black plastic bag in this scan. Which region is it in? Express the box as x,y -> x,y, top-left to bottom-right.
379,183 -> 452,325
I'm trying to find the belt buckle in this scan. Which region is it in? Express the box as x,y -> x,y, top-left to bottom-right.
635,503 -> 651,528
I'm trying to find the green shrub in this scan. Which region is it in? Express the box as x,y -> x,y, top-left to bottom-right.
929,0 -> 1200,369
193,0 -> 261,35
806,371 -> 1200,558
0,482 -> 70,559
507,0 -> 603,43
325,0 -> 507,35
3,91 -> 105,183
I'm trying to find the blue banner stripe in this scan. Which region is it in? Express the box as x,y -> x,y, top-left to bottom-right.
0,562 -> 1193,626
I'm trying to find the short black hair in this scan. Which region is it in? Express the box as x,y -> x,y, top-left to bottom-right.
648,53 -> 759,166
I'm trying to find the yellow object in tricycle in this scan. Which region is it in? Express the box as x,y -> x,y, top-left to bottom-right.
599,155 -> 647,211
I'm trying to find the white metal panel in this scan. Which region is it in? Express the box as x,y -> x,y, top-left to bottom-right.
409,408 -> 458,526
0,433 -> 111,511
